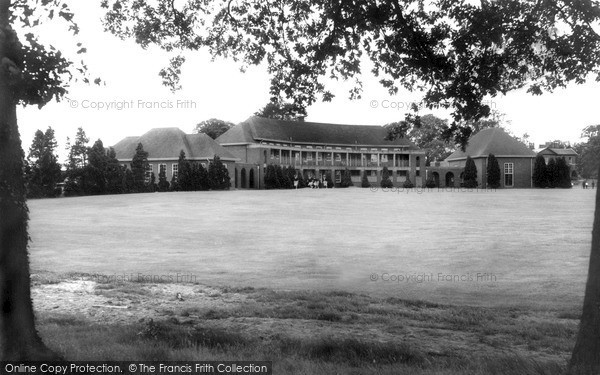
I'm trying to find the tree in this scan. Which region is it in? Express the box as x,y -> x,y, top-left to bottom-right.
157,166 -> 170,192
68,127 -> 90,170
486,154 -> 501,189
361,170 -> 370,188
194,119 -> 234,139
387,114 -> 453,166
380,167 -> 393,188
255,100 -> 306,121
533,155 -> 548,188
546,158 -> 559,188
106,148 -> 124,195
340,169 -> 353,188
403,176 -> 414,189
263,165 -> 277,189
0,0 -> 91,360
556,157 -> 573,189
463,156 -> 478,188
86,139 -> 109,195
208,156 -> 230,190
176,150 -> 191,191
575,125 -> 600,179
131,143 -> 148,193
26,127 -> 61,198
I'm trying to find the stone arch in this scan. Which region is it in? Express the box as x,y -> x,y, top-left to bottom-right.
445,172 -> 455,187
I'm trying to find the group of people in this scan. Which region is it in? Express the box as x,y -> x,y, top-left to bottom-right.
293,175 -> 328,189
582,180 -> 596,189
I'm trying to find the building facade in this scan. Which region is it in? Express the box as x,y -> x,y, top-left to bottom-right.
427,128 -> 537,188
216,116 -> 426,188
113,128 -> 239,184
537,147 -> 578,178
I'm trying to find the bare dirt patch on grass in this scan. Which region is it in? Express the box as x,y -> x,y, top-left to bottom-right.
32,271 -> 575,372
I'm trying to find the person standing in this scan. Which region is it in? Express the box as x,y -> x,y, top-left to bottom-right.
294,174 -> 299,189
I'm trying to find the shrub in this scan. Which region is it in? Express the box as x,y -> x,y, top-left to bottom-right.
403,177 -> 414,188
361,170 -> 370,188
547,158 -> 558,188
532,155 -> 548,188
340,169 -> 353,187
487,153 -> 501,188
463,156 -> 478,188
380,167 -> 393,188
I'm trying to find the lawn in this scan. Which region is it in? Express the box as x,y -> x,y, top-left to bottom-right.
28,187 -> 595,310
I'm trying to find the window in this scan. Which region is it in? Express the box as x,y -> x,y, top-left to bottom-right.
381,154 -> 388,162
335,154 -> 341,161
145,164 -> 153,182
335,170 -> 341,183
325,153 -> 332,161
416,170 -> 420,177
504,163 -> 514,187
398,170 -> 407,177
371,154 -> 378,163
172,164 -> 178,180
317,153 -> 323,161
307,153 -> 313,161
371,170 -> 377,177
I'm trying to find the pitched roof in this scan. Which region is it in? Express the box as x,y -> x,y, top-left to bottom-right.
446,127 -> 536,161
216,116 -> 418,149
113,128 -> 237,161
538,147 -> 578,156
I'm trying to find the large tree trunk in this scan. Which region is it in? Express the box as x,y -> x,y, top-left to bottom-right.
0,0 -> 58,360
569,167 -> 600,374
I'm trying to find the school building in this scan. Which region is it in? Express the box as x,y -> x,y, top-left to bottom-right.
112,127 -> 238,182
215,116 -> 427,188
427,127 -> 537,188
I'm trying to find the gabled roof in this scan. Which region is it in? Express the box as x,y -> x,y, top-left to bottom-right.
216,116 -> 419,149
538,147 -> 578,156
446,127 -> 536,161
113,127 -> 237,161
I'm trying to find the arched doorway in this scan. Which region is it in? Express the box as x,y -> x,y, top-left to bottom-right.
241,168 -> 247,188
234,168 -> 238,188
445,172 -> 455,187
432,172 -> 440,187
249,168 -> 255,189
571,170 -> 578,179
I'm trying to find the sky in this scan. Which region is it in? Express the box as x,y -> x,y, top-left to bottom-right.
15,1 -> 600,159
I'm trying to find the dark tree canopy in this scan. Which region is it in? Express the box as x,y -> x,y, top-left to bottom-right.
463,156 -> 478,188
194,118 -> 234,139
102,0 -> 600,145
486,153 -> 501,189
255,100 -> 306,121
533,155 -> 548,188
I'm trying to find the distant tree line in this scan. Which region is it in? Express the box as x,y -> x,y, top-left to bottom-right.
24,127 -> 230,198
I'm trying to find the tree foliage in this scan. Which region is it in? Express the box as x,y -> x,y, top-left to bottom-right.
533,155 -> 548,188
131,143 -> 149,193
463,156 -> 478,188
255,100 -> 306,121
380,167 -> 393,188
25,127 -> 61,198
102,1 -> 600,146
575,125 -> 600,179
361,170 -> 370,188
194,118 -> 234,139
486,153 -> 501,189
208,155 -> 230,190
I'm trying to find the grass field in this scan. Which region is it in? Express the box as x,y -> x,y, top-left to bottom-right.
29,187 -> 595,310
26,187 -> 596,373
